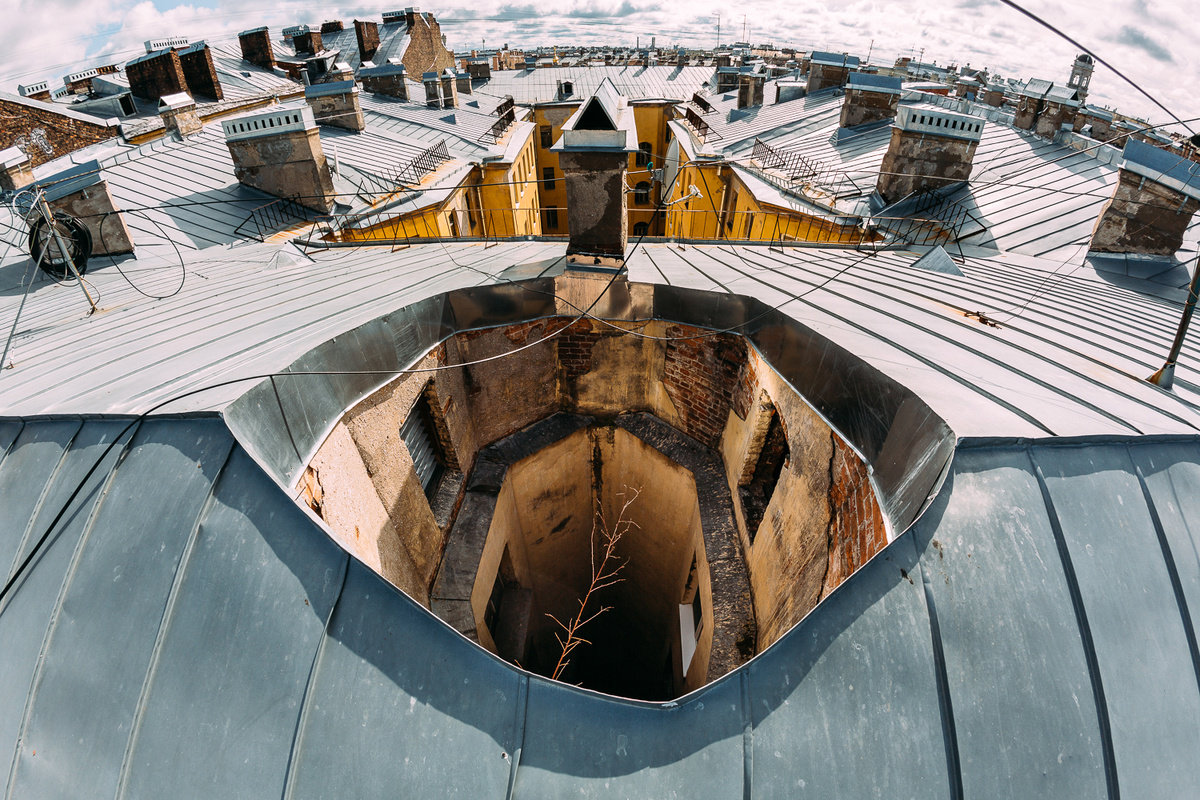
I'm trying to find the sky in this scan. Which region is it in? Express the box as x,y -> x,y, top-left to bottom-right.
0,0 -> 1195,135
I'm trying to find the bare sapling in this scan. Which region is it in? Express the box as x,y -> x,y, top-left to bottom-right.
546,485 -> 640,681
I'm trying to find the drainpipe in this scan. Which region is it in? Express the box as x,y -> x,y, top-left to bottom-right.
1148,253 -> 1200,390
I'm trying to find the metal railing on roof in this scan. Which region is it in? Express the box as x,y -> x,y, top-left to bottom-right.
233,196 -> 308,242
684,107 -> 721,143
480,97 -> 517,144
356,139 -> 453,195
691,92 -> 713,113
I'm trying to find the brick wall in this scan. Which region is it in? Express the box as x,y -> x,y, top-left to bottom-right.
294,30 -> 323,56
355,20 -> 380,62
399,12 -> 457,79
660,324 -> 745,448
821,433 -> 888,598
0,98 -> 119,168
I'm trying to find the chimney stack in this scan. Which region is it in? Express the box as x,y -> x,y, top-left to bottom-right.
806,51 -> 861,93
1014,79 -> 1051,131
455,71 -> 472,96
0,147 -> 34,191
36,159 -> 134,256
158,92 -> 202,136
839,72 -> 902,128
440,69 -> 459,108
286,25 -> 323,56
17,82 -> 51,102
305,81 -> 365,131
320,20 -> 344,34
422,72 -> 441,107
177,42 -> 223,101
355,20 -> 380,63
360,62 -> 408,99
876,106 -> 984,203
1089,139 -> 1200,257
222,106 -> 338,213
239,27 -> 275,70
736,68 -> 766,109
125,49 -> 186,101
550,79 -> 639,268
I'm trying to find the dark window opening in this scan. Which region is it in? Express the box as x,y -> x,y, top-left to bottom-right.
636,141 -> 652,167
634,181 -> 651,205
400,390 -> 447,499
539,124 -> 552,148
740,409 -> 790,543
485,545 -> 533,663
633,221 -> 649,236
542,166 -> 555,189
546,207 -> 559,229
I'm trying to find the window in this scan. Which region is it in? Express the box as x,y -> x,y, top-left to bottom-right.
546,207 -> 559,230
634,181 -> 651,204
542,166 -> 555,190
636,141 -> 652,167
633,221 -> 649,236
540,124 -> 553,148
399,390 -> 448,498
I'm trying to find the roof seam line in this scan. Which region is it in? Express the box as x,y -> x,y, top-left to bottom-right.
281,550 -> 350,800
112,436 -> 236,800
1028,446 -> 1121,800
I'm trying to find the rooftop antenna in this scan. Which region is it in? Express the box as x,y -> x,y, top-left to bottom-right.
715,14 -> 720,48
742,15 -> 747,42
866,38 -> 874,65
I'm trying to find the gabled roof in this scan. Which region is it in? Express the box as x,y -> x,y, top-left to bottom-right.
1020,78 -> 1054,99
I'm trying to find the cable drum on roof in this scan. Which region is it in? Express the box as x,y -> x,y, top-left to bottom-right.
27,211 -> 91,280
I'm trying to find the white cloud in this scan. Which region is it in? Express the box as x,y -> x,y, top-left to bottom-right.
1,0 -> 1196,132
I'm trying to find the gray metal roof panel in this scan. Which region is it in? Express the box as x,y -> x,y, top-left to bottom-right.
473,66 -> 714,104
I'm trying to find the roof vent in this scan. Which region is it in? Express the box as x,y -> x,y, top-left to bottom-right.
144,36 -> 189,53
18,81 -> 49,97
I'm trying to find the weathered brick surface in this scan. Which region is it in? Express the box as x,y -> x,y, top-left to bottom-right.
355,20 -> 380,62
877,127 -> 978,203
398,12 -> 457,78
821,433 -> 887,597
660,324 -> 746,448
1090,168 -> 1200,256
807,63 -> 851,93
0,98 -> 118,168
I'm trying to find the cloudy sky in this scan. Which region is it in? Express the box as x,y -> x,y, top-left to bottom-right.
1,0 -> 1195,134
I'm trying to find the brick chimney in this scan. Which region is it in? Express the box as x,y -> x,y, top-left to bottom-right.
422,72 -> 441,107
1014,79 -> 1051,131
807,51 -> 861,93
360,62 -> 408,99
0,146 -> 34,191
178,42 -> 223,101
839,72 -> 902,128
320,20 -> 344,34
126,49 -> 186,101
222,106 -> 338,213
239,27 -> 275,70
1089,139 -> 1200,256
876,106 -> 984,203
305,80 -> 365,131
440,69 -> 458,108
355,20 -> 380,62
455,71 -> 472,95
158,92 -> 202,136
287,25 -> 323,56
736,69 -> 766,109
17,82 -> 51,102
38,159 -> 134,255
550,79 -> 639,267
